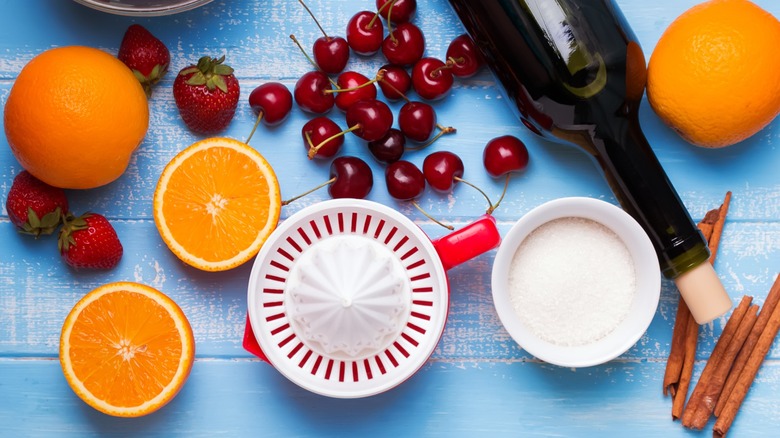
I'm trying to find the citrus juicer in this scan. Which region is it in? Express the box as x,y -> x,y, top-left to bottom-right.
244,199 -> 500,398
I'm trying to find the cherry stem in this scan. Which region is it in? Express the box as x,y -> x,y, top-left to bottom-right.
366,0 -> 397,36
281,177 -> 336,206
369,2 -> 389,29
245,111 -> 264,144
430,63 -> 453,78
289,34 -> 339,86
298,0 -> 330,40
324,72 -> 383,94
289,34 -> 318,69
446,56 -> 465,67
412,200 -> 454,230
405,126 -> 457,151
386,1 -> 397,37
307,125 -> 360,159
453,176 -> 495,213
488,173 -> 512,214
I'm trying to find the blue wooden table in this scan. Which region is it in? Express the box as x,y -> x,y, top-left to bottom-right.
3,0 -> 780,436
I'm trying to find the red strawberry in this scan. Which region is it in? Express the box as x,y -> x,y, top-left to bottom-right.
6,170 -> 69,237
173,55 -> 240,134
58,213 -> 123,270
118,24 -> 170,97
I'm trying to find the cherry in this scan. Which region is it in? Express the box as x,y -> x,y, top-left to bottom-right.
313,37 -> 350,75
382,22 -> 425,67
248,82 -> 292,126
294,70 -> 334,114
412,57 -> 454,101
345,99 -> 393,141
368,128 -> 405,164
483,135 -> 530,178
481,135 -> 530,214
298,0 -> 349,74
376,0 -> 417,24
386,160 -> 453,229
328,156 -> 374,199
302,116 -> 344,159
346,11 -> 384,56
377,64 -> 411,101
385,160 -> 425,201
398,101 -> 436,142
422,151 -> 464,192
333,71 -> 378,112
245,82 -> 293,143
397,101 -> 455,148
424,150 -> 499,214
446,34 -> 484,78
283,156 -> 374,205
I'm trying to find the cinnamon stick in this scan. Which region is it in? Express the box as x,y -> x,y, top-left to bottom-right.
715,276 -> 780,417
685,304 -> 758,429
680,295 -> 753,428
714,277 -> 780,437
672,302 -> 698,420
665,298 -> 692,397
706,191 -> 731,265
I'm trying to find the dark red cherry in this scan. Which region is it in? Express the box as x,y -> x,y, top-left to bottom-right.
345,99 -> 393,141
446,34 -> 484,78
334,71 -> 377,112
385,160 -> 425,201
412,57 -> 454,100
378,64 -> 411,101
483,135 -> 530,178
398,101 -> 436,142
376,0 -> 417,24
347,11 -> 384,56
368,128 -> 405,164
382,22 -> 425,67
248,82 -> 293,126
294,70 -> 334,114
423,151 -> 464,192
313,36 -> 350,74
329,156 -> 374,199
302,116 -> 344,159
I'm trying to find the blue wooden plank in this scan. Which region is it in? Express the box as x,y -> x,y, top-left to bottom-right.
1,359 -> 779,437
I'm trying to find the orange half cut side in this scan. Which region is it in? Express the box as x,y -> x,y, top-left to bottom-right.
153,137 -> 281,271
59,282 -> 195,417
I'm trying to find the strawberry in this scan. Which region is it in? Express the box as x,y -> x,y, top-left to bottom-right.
118,24 -> 170,97
173,55 -> 240,134
58,213 -> 123,270
5,170 -> 69,237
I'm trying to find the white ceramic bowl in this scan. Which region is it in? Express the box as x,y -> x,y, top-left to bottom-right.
73,0 -> 212,16
491,197 -> 661,367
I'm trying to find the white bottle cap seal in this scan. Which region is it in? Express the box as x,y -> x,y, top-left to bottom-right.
673,262 -> 732,324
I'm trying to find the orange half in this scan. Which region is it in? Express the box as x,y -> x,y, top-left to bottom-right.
59,282 -> 195,417
153,137 -> 281,271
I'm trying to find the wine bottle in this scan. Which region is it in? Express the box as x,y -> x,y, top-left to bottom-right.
448,0 -> 731,323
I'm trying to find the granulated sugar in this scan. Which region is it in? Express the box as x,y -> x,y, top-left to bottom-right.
508,217 -> 636,346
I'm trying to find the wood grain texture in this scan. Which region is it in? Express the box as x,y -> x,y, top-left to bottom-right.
2,0 -> 780,435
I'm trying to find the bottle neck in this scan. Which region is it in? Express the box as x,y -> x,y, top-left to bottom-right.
586,114 -> 710,278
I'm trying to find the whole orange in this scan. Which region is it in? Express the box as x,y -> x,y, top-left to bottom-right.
4,46 -> 149,189
646,0 -> 780,148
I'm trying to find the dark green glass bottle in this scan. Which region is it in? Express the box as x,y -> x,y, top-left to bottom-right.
449,0 -> 731,323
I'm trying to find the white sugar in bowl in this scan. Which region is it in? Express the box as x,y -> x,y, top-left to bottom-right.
491,197 -> 661,367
